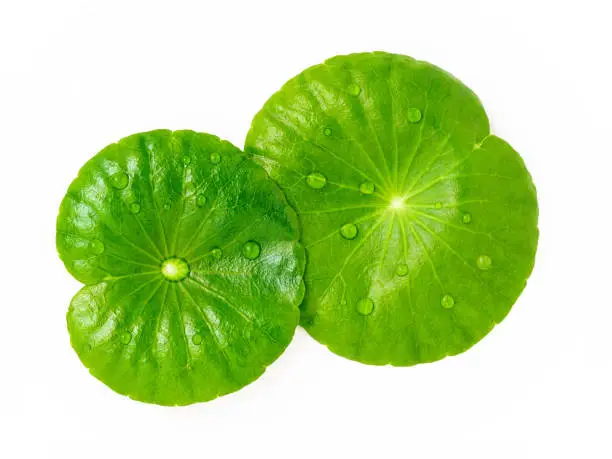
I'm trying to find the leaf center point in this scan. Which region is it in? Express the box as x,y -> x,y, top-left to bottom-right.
389,196 -> 406,211
161,257 -> 190,282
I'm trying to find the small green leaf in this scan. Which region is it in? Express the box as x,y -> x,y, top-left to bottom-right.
57,130 -> 305,405
245,52 -> 538,366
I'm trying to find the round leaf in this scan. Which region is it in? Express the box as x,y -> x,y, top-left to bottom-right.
245,52 -> 538,365
57,130 -> 305,404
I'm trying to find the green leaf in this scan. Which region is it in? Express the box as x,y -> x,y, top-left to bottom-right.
57,130 -> 305,405
245,52 -> 538,365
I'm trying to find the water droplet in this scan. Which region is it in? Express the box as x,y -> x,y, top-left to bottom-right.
359,181 -> 375,195
120,331 -> 132,345
196,193 -> 207,207
340,223 -> 358,240
210,152 -> 221,164
161,257 -> 190,282
110,172 -> 129,190
323,127 -> 332,136
182,155 -> 191,165
243,328 -> 253,340
211,247 -> 223,260
130,203 -> 141,214
395,263 -> 409,277
242,240 -> 261,260
476,255 -> 492,270
434,202 -> 442,209
407,107 -> 422,123
441,294 -> 455,309
356,298 -> 374,315
462,212 -> 472,224
307,172 -> 327,189
90,239 -> 105,255
192,334 -> 202,345
348,83 -> 361,96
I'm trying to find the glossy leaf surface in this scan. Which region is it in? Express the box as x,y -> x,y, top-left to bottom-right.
245,52 -> 538,365
57,130 -> 304,404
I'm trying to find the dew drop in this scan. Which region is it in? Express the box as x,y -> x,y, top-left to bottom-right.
359,181 -> 375,195
192,334 -> 202,345
242,240 -> 261,260
395,263 -> 409,277
161,257 -> 190,282
407,107 -> 422,123
196,193 -> 207,207
182,155 -> 191,165
348,83 -> 361,96
307,172 -> 327,189
90,239 -> 105,255
211,247 -> 223,260
323,127 -> 332,136
462,212 -> 472,224
356,298 -> 374,315
110,172 -> 129,190
340,223 -> 358,240
130,203 -> 141,214
476,254 -> 492,270
120,331 -> 132,345
441,294 -> 455,309
434,202 -> 443,209
210,152 -> 221,164
163,203 -> 170,211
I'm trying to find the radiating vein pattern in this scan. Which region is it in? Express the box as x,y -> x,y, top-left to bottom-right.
57,129 -> 305,405
245,51 -> 539,366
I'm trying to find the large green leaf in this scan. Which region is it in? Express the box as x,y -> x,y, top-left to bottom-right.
245,52 -> 538,365
57,130 -> 305,405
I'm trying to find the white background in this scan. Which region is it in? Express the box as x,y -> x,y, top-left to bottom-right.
1,1 -> 610,458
